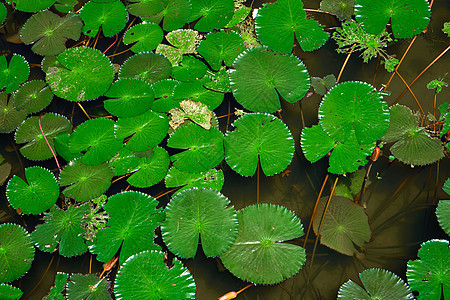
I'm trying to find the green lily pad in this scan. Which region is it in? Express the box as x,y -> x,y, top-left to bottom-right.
31,204 -> 89,257
162,188 -> 238,258
115,110 -> 168,151
313,196 -> 371,255
197,31 -> 245,71
79,0 -> 128,37
108,147 -> 140,176
0,223 -> 34,283
229,47 -> 310,113
203,67 -> 231,93
0,284 -> 22,300
6,166 -> 59,215
141,0 -> 191,31
70,118 -> 122,165
188,0 -> 234,32
167,124 -> 224,173
0,54 -> 29,93
311,74 -> 337,96
225,5 -> 251,28
114,250 -> 196,299
172,55 -> 207,82
319,81 -> 390,145
45,47 -> 114,102
255,0 -> 329,53
14,113 -> 72,161
355,0 -> 431,38
20,10 -> 82,56
127,146 -> 170,188
59,158 -> 113,202
320,0 -> 355,20
44,272 -> 68,300
300,124 -> 336,164
55,0 -> 78,13
155,29 -> 202,65
165,166 -> 224,194
89,191 -> 164,264
13,80 -> 53,114
54,132 -> 83,162
126,0 -> 169,17
443,178 -> 450,195
0,3 -> 6,24
220,204 -> 306,285
436,200 -> 450,236
407,239 -> 450,299
151,79 -> 180,112
173,80 -> 224,110
123,22 -> 163,53
66,274 -> 111,300
104,79 -> 154,117
334,168 -> 369,199
338,268 -> 413,299
225,113 -> 294,177
11,0 -> 56,12
0,92 -> 27,134
119,52 -> 172,84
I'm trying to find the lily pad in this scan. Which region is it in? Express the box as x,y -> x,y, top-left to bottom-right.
0,223 -> 34,283
155,29 -> 202,65
0,54 -> 29,93
169,99 -> 213,130
0,284 -> 22,300
220,204 -> 306,285
55,0 -> 77,13
151,79 -> 180,112
224,113 -> 294,177
20,10 -> 82,56
320,0 -> 355,20
66,274 -> 111,300
313,196 -> 371,256
0,3 -> 6,24
126,0 -> 169,17
173,80 -> 224,110
188,0 -> 234,32
162,188 -> 238,258
79,0 -> 128,37
141,0 -> 191,31
127,146 -> 170,188
203,67 -> 231,93
114,250 -> 196,299
407,239 -> 450,299
123,22 -> 163,53
172,55 -> 207,82
436,200 -> 450,237
31,204 -> 89,257
300,124 -> 336,164
11,0 -> 56,12
108,147 -> 140,176
44,272 -> 68,300
54,132 -> 83,162
311,74 -> 337,96
13,80 -> 53,114
0,92 -> 27,134
119,52 -> 172,84
165,166 -> 224,194
89,191 -> 164,264
6,166 -> 59,215
229,47 -> 310,113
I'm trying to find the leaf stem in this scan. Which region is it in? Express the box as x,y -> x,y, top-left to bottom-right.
77,102 -> 91,120
103,34 -> 118,54
23,255 -> 55,299
256,158 -> 260,204
337,49 -> 353,83
303,8 -> 336,17
394,69 -> 425,115
39,114 -> 61,172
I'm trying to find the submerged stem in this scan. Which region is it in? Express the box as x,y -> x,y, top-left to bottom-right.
394,69 -> 425,115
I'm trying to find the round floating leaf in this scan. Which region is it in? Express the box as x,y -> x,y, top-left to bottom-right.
162,188 -> 238,258
79,0 -> 128,37
311,74 -> 337,95
355,0 -> 431,38
155,29 -> 202,65
141,0 -> 191,31
165,166 -> 224,194
0,284 -> 22,300
15,113 -> 72,161
313,196 -> 371,255
300,124 -> 336,164
225,5 -> 251,28
46,47 -> 114,102
172,55 -> 207,82
6,166 -> 59,215
319,81 -> 390,144
436,200 -> 450,236
329,137 -> 374,174
0,223 -> 34,283
203,67 -> 231,93
123,22 -> 163,53
31,204 -> 89,257
0,92 -> 27,134
0,54 -> 30,93
115,250 -> 196,299
407,239 -> 450,299
230,47 -> 310,113
59,158 -> 113,202
119,52 -> 172,84
320,0 -> 355,20
220,204 -> 306,285
55,0 -> 78,13
167,124 -> 224,173
188,0 -> 234,32
54,132 -> 83,162
151,79 -> 180,112
197,31 -> 245,71
127,146 -> 170,188
109,147 -> 140,176
66,274 -> 111,300
255,0 -> 329,53
0,3 -> 6,24
127,0 -> 169,17
44,272 -> 68,300
89,191 -> 164,264
13,80 -> 53,114
104,79 -> 154,117
173,80 -> 224,110
225,113 -> 294,177
12,0 -> 56,12
20,10 -> 82,56
338,268 -> 413,299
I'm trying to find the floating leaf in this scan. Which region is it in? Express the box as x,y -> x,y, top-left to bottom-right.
79,0 -> 128,37
127,146 -> 170,188
155,29 -> 201,65
0,223 -> 34,283
172,55 -> 207,82
55,0 -> 77,13
230,47 -> 310,113
20,10 -> 82,56
407,239 -> 450,299
0,54 -> 29,93
0,284 -> 22,300
89,191 -> 164,264
255,0 -> 329,53
188,0 -> 234,32
13,80 -> 53,113
328,136 -> 374,174
15,113 -> 72,161
355,0 -> 430,38
6,166 -> 59,215
151,79 -> 180,112
300,124 -> 336,163
225,5 -> 251,28
127,0 -> 169,17
0,3 -> 6,24
114,250 -> 196,299
54,132 -> 83,162
197,31 -> 245,71
311,74 -> 337,96
123,22 -> 163,53
165,167 -> 224,194
225,113 -> 294,177
119,52 -> 172,84
320,0 -> 355,20
313,196 -> 371,255
221,204 -> 306,285
141,0 -> 191,31
59,158 -> 113,202
338,268 -> 413,299
108,147 -> 140,176
167,124 -> 224,173
334,168 -> 369,199
44,272 -> 68,300
11,0 -> 56,12
70,118 -> 122,165
162,188 -> 238,258
0,92 -> 27,134
31,204 -> 89,257
169,99 -> 213,130
436,200 -> 450,236
46,47 -> 114,102
66,274 -> 111,300
203,67 -> 231,93
173,80 -> 224,110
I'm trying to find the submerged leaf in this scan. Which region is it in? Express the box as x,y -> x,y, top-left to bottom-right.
12,0 -> 56,12
141,0 -> 191,31
320,0 -> 355,20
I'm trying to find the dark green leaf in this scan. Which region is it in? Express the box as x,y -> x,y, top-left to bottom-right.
173,80 -> 224,110
172,55 -> 207,82
0,92 -> 27,134
119,52 -> 172,84
320,0 -> 355,20
0,284 -> 22,300
13,80 -> 53,114
43,272 -> 68,300
127,146 -> 170,188
188,0 -> 234,32
12,0 -> 56,12
141,0 -> 191,31
66,274 -> 111,300
0,54 -> 29,93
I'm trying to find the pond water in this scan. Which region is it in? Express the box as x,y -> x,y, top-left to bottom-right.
1,0 -> 449,299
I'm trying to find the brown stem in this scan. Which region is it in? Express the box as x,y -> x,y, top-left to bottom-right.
337,50 -> 353,83
394,69 -> 425,115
